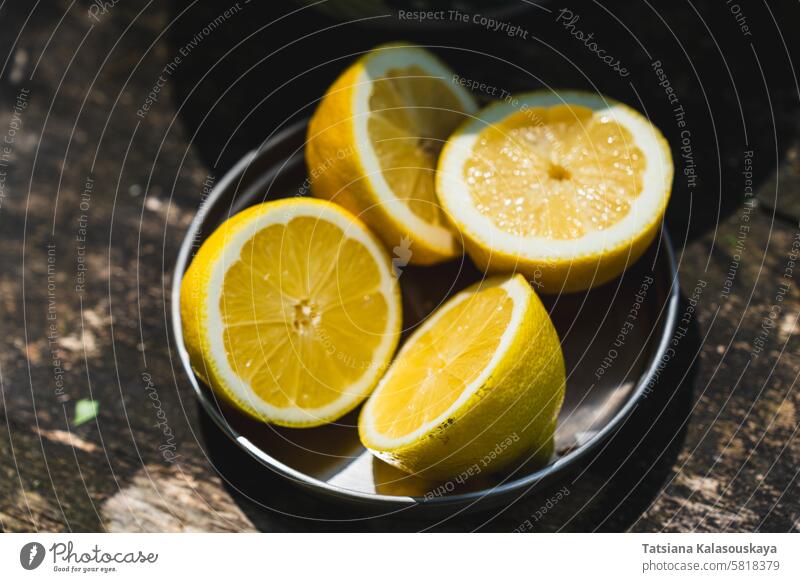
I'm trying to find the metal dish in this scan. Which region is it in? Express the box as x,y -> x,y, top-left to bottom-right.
171,119 -> 680,512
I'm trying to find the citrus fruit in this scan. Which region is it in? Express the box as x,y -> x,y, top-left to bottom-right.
180,197 -> 402,427
437,90 -> 673,293
307,42 -> 478,264
359,274 -> 565,479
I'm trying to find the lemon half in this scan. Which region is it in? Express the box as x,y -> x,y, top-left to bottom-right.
437,91 -> 673,292
180,198 -> 402,427
307,42 -> 478,264
359,274 -> 565,479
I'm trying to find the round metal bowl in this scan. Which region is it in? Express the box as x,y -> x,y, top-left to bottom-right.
171,119 -> 680,513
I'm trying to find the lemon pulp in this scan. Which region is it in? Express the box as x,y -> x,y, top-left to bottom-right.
465,104 -> 646,239
369,286 -> 512,440
368,64 -> 467,228
219,216 -> 390,410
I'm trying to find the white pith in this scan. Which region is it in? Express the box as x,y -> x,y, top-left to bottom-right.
437,91 -> 672,259
360,275 -> 530,449
204,200 -> 400,425
352,45 -> 478,255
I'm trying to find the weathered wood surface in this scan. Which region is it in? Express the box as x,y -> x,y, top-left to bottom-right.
0,1 -> 797,532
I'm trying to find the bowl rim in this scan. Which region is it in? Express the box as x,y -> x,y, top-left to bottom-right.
170,120 -> 681,508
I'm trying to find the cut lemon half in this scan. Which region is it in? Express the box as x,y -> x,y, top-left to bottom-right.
359,274 -> 565,479
180,198 -> 402,427
307,42 -> 478,264
437,91 -> 673,293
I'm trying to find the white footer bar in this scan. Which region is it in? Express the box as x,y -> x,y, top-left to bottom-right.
1,533 -> 797,581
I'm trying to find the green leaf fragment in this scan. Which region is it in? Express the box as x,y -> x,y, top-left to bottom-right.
73,399 -> 99,426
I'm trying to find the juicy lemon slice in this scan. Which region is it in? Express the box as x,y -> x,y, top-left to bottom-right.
437,91 -> 673,292
307,42 -> 478,264
180,198 -> 402,427
359,274 -> 565,479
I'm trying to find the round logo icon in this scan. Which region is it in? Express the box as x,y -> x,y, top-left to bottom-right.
20,542 -> 46,570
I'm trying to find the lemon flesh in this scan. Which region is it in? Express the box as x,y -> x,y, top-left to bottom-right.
368,64 -> 468,229
181,198 -> 401,427
359,274 -> 565,480
466,105 -> 645,239
307,43 -> 478,264
437,91 -> 673,293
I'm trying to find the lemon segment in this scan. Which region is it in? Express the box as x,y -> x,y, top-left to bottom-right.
437,91 -> 673,292
180,198 -> 402,427
307,43 -> 478,264
359,274 -> 565,480
367,286 -> 512,440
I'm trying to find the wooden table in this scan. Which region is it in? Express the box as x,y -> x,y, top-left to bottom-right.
1,1 -> 798,532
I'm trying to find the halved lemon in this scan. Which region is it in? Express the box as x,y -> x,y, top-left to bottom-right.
180,198 -> 402,427
307,42 -> 478,264
359,274 -> 565,479
437,91 -> 673,293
